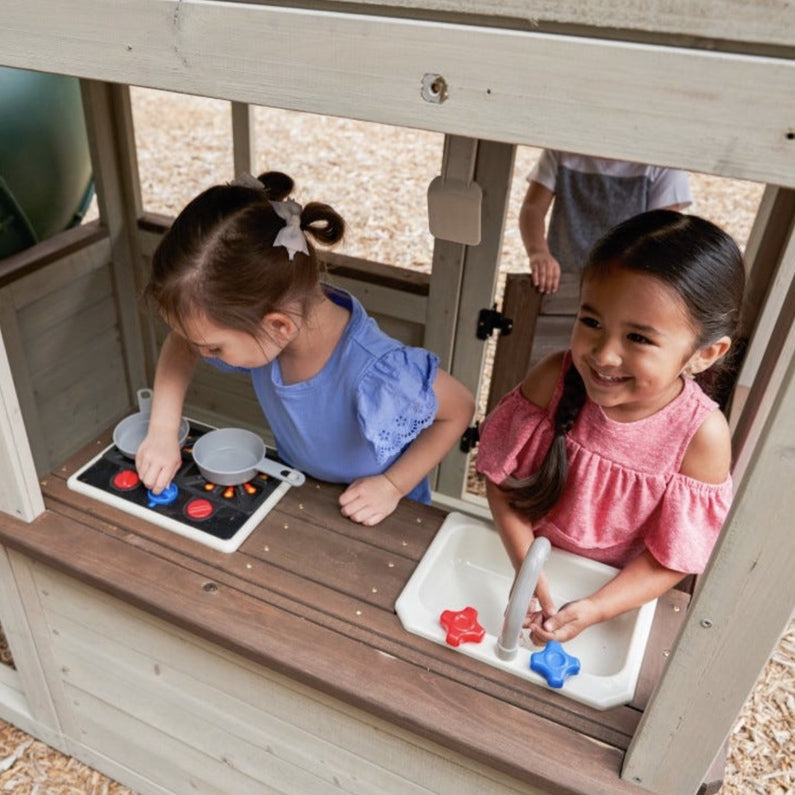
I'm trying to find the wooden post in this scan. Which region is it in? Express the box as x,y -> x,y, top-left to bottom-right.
485,274 -> 543,413
80,81 -> 149,390
426,137 -> 515,499
729,187 -> 795,428
231,101 -> 256,178
0,330 -> 43,521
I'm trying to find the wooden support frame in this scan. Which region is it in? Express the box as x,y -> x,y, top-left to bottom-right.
0,3 -> 794,793
231,101 -> 256,178
80,81 -> 150,393
729,187 -> 795,432
428,138 -> 515,497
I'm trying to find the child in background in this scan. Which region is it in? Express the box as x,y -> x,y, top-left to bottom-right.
478,210 -> 744,643
520,149 -> 692,294
136,171 -> 475,526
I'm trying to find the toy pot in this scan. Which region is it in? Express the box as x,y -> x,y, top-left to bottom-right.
191,427 -> 305,487
113,388 -> 189,458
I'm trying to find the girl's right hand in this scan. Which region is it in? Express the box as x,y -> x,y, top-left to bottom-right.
529,597 -> 601,645
135,430 -> 183,495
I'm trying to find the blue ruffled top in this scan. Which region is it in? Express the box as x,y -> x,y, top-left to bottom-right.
209,285 -> 439,503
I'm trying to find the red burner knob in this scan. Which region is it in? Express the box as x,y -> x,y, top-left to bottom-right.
185,498 -> 213,520
112,469 -> 140,491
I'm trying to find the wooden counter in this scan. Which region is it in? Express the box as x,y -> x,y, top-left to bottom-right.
0,430 -> 689,793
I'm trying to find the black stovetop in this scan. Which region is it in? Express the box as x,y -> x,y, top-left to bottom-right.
67,421 -> 291,552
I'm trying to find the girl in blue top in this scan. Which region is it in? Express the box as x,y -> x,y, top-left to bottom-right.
136,171 -> 475,525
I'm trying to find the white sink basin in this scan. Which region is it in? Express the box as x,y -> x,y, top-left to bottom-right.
395,512 -> 657,710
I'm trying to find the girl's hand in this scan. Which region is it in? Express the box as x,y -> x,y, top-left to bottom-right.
339,474 -> 402,526
528,597 -> 601,645
523,570 -> 557,628
528,252 -> 561,294
135,431 -> 183,495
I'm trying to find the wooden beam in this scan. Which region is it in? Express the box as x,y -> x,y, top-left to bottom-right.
2,2 -> 794,186
315,0 -> 795,52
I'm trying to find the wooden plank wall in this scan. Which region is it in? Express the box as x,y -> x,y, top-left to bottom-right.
27,558 -> 536,795
0,224 -> 131,475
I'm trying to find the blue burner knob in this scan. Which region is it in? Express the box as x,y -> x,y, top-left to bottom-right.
530,640 -> 581,688
147,482 -> 179,508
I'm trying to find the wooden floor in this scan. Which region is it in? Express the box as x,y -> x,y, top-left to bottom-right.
0,427 -> 690,793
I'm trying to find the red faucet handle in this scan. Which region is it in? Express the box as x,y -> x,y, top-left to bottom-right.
439,606 -> 486,647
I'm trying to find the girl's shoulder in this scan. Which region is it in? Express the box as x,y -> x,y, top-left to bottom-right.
678,406 -> 732,484
519,350 -> 567,410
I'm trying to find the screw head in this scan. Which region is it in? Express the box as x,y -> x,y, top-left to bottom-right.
421,73 -> 448,104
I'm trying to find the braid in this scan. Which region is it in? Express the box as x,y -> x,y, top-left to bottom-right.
507,363 -> 586,522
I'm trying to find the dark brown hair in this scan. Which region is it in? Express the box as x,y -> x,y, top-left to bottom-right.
508,209 -> 746,522
145,171 -> 344,336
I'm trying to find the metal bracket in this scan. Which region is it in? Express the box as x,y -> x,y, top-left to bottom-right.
459,422 -> 480,453
476,305 -> 513,340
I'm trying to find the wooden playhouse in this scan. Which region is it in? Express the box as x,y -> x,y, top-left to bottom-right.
0,2 -> 793,792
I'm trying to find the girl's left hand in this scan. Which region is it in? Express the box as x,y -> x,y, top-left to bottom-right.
339,474 -> 402,526
528,597 -> 601,644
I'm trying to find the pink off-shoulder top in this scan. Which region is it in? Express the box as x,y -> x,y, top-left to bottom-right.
476,356 -> 732,573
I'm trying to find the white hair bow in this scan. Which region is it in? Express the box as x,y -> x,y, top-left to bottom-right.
270,199 -> 309,261
231,172 -> 265,190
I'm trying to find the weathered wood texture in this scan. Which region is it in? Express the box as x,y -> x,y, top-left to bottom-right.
0,429 -> 692,794
2,2 -> 794,187
0,223 -> 130,476
487,272 -> 578,412
315,0 -> 795,51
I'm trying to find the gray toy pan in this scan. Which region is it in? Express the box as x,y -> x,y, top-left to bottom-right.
113,388 -> 190,458
191,427 -> 305,487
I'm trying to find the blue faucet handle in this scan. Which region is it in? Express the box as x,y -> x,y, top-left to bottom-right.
530,640 -> 581,688
147,482 -> 179,508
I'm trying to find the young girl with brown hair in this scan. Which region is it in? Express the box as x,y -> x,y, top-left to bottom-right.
136,171 -> 474,526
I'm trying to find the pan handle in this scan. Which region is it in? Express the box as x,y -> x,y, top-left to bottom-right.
136,388 -> 153,413
256,456 -> 306,487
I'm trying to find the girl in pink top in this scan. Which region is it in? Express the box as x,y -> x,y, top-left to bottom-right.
477,210 -> 745,644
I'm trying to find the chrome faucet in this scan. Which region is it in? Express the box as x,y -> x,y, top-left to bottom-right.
496,536 -> 551,661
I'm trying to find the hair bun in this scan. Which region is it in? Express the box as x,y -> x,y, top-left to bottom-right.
257,171 -> 294,201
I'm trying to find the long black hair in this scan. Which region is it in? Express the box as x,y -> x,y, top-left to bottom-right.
507,210 -> 745,522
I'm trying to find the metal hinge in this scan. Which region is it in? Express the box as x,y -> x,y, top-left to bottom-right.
476,305 -> 513,340
459,422 -> 480,453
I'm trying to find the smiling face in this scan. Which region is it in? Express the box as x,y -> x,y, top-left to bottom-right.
570,267 -> 705,422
